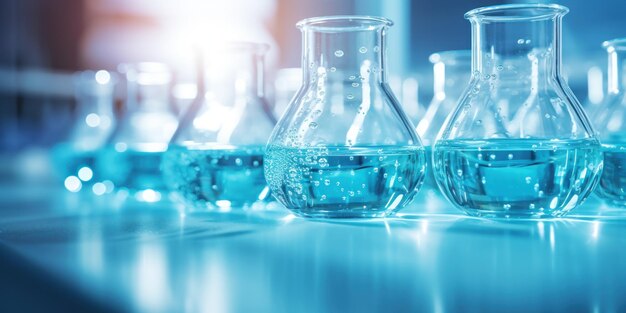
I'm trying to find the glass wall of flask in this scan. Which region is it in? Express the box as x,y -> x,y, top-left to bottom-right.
433,4 -> 603,218
416,50 -> 471,189
52,70 -> 117,195
98,63 -> 179,202
593,38 -> 626,206
162,42 -> 276,211
264,16 -> 426,218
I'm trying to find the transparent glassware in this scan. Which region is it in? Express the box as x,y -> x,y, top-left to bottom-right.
98,62 -> 179,202
433,4 -> 603,218
52,70 -> 116,194
162,42 -> 276,211
264,16 -> 426,218
593,38 -> 626,205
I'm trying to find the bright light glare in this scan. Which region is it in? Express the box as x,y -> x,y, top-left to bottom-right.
92,182 -> 106,196
95,70 -> 111,85
85,113 -> 101,127
64,176 -> 82,192
78,167 -> 94,181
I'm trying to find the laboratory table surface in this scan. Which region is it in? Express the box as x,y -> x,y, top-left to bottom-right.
1,153 -> 626,313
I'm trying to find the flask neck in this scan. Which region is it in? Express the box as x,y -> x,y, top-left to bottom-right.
469,12 -> 565,85
300,21 -> 389,86
605,42 -> 626,95
124,63 -> 173,113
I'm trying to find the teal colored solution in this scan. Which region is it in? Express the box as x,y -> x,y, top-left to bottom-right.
52,143 -> 100,192
423,145 -> 437,190
98,147 -> 167,197
162,145 -> 268,210
264,146 -> 426,218
597,143 -> 626,205
433,139 -> 602,218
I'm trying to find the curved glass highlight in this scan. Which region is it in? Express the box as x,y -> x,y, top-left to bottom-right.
433,4 -> 602,218
265,16 -> 426,218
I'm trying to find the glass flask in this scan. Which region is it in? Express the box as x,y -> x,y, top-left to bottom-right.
98,62 -> 179,201
593,38 -> 626,205
264,16 -> 426,218
433,4 -> 603,218
162,42 -> 275,210
52,70 -> 116,194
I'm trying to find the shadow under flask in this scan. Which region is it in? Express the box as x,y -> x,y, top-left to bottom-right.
163,42 -> 275,210
593,38 -> 626,205
52,70 -> 116,193
433,4 -> 602,218
264,16 -> 426,218
99,63 -> 179,201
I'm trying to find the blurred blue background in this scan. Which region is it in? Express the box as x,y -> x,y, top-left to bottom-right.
0,0 -> 621,151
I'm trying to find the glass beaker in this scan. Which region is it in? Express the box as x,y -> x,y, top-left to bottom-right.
98,62 -> 179,202
433,4 -> 602,218
593,38 -> 626,205
52,70 -> 116,194
264,16 -> 426,218
162,42 -> 275,210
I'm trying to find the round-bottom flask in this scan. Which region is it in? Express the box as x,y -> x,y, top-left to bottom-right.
264,16 -> 426,218
433,4 -> 602,218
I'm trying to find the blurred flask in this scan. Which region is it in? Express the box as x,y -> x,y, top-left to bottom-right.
98,63 -> 178,202
162,42 -> 275,211
52,70 -> 116,195
593,39 -> 626,205
417,51 -> 471,190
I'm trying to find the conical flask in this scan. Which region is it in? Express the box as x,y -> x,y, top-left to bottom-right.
163,42 -> 276,210
52,70 -> 116,194
433,4 -> 602,218
264,16 -> 426,218
593,38 -> 626,205
98,62 -> 179,202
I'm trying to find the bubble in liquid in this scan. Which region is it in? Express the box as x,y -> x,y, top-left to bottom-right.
517,39 -> 525,44
324,179 -> 331,186
329,67 -> 336,72
497,65 -> 504,71
525,176 -> 532,184
359,47 -> 367,53
503,204 -> 511,210
457,169 -> 463,176
309,122 -> 318,129
373,167 -> 379,173
529,203 -> 536,209
349,75 -> 356,80
475,120 -> 482,125
373,46 -> 380,52
352,82 -> 359,87
481,177 -> 487,184
347,94 -> 354,100
507,153 -> 513,160
490,154 -> 496,160
334,50 -> 344,57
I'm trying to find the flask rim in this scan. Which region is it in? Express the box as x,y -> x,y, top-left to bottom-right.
603,38 -> 626,51
465,3 -> 569,22
429,50 -> 472,65
296,15 -> 393,32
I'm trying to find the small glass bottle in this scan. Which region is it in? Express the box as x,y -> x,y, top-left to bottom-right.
433,4 -> 602,218
162,42 -> 275,210
99,62 -> 179,201
52,70 -> 116,194
265,16 -> 426,218
593,38 -> 626,205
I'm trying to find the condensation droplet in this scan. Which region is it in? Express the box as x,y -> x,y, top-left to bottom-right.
359,47 -> 367,53
309,122 -> 318,129
347,94 -> 354,100
334,50 -> 344,57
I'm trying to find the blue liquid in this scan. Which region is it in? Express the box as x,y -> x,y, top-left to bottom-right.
264,146 -> 426,218
433,139 -> 602,218
98,147 -> 167,195
597,143 -> 626,205
162,146 -> 268,210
